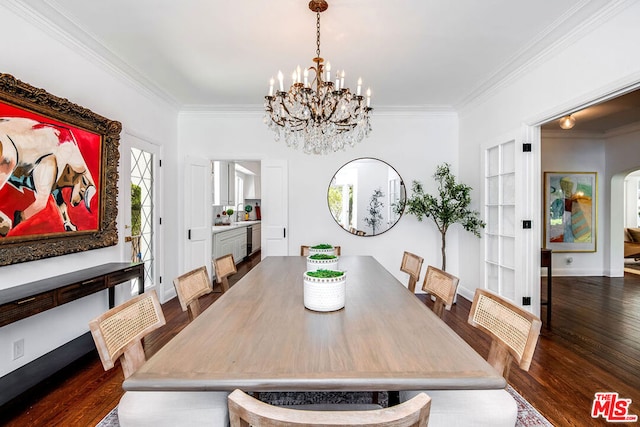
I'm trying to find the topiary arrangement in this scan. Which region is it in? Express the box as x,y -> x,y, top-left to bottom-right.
311,243 -> 333,249
309,254 -> 337,260
305,269 -> 344,278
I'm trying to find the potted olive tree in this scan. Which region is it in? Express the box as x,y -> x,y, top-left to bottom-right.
402,163 -> 485,271
363,188 -> 384,235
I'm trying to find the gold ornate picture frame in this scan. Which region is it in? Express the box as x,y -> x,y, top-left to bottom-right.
0,73 -> 121,266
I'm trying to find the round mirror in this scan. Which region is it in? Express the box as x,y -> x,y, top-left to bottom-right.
328,158 -> 406,236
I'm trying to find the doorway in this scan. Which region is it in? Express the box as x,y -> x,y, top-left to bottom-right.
122,135 -> 161,295
540,88 -> 640,277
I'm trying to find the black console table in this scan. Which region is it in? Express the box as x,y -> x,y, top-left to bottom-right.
0,262 -> 144,328
0,262 -> 144,406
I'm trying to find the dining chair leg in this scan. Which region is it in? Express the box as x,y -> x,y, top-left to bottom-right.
388,391 -> 400,406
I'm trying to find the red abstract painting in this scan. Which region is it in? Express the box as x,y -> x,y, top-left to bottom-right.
0,101 -> 102,240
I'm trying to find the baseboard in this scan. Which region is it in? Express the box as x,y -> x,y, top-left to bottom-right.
0,332 -> 94,406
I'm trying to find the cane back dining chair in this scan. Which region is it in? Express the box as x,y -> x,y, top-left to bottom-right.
173,265 -> 213,321
214,253 -> 237,293
89,290 -> 229,426
228,389 -> 431,427
421,266 -> 459,318
468,288 -> 542,380
301,245 -> 342,256
399,288 -> 542,427
400,251 -> 424,293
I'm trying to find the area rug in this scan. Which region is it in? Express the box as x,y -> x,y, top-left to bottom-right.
96,386 -> 551,426
624,261 -> 640,275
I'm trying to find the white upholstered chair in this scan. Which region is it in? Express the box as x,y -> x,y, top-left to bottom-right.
400,251 -> 424,293
301,245 -> 342,256
468,288 -> 542,380
400,288 -> 542,427
89,290 -> 229,426
421,266 -> 459,318
173,265 -> 213,321
399,389 -> 518,427
228,389 -> 431,427
214,253 -> 237,293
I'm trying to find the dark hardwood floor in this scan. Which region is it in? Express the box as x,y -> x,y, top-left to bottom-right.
2,254 -> 639,427
426,273 -> 640,427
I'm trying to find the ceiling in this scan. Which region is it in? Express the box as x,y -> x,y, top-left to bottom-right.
18,0 -> 619,110
541,89 -> 640,133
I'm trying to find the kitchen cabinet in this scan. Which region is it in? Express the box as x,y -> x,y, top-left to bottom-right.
251,223 -> 261,254
213,161 -> 236,206
243,174 -> 261,199
213,227 -> 246,263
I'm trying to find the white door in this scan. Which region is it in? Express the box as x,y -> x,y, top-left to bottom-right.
121,134 -> 161,295
184,157 -> 212,273
261,159 -> 288,257
482,125 -> 539,313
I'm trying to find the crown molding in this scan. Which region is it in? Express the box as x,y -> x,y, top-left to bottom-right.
6,0 -> 181,110
457,0 -> 637,113
371,105 -> 457,116
178,108 -> 264,119
180,104 -> 265,113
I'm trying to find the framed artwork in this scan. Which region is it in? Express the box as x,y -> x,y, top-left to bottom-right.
0,73 -> 121,266
543,171 -> 597,252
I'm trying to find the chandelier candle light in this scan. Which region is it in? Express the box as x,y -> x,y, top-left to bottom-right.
264,0 -> 372,155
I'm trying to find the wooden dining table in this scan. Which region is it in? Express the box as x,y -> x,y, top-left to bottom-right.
123,256 -> 506,393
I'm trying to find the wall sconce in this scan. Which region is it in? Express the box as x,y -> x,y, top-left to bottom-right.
559,114 -> 576,129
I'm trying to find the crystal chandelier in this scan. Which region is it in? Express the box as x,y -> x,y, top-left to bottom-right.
264,0 -> 372,155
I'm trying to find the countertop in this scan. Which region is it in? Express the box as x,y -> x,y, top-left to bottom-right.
212,220 -> 261,234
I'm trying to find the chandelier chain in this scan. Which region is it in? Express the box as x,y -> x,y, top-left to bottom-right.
316,11 -> 321,59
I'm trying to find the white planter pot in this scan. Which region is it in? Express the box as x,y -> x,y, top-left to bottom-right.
303,271 -> 346,312
306,256 -> 339,272
308,246 -> 337,256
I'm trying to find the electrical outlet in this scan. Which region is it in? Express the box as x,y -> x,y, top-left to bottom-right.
13,339 -> 24,360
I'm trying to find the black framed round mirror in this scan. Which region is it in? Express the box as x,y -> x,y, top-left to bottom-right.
328,158 -> 406,236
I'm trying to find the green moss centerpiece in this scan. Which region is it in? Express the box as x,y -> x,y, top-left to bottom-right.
309,244 -> 337,256
306,253 -> 339,272
303,269 -> 346,312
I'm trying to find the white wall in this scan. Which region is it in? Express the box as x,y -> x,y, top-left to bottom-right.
0,4 -> 177,377
624,175 -> 640,228
178,110 -> 459,287
604,126 -> 640,276
458,2 -> 640,294
541,134 -> 606,275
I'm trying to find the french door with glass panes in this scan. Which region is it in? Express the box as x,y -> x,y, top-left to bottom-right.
123,136 -> 160,295
482,126 -> 539,314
